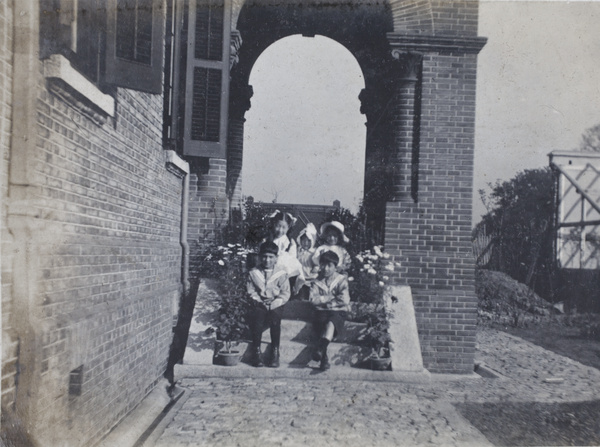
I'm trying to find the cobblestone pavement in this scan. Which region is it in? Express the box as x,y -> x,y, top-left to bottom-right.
151,328 -> 600,447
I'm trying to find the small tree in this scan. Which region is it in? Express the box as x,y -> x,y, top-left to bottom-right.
475,167 -> 556,299
579,123 -> 600,152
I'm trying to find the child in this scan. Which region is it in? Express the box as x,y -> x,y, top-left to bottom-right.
294,223 -> 319,298
246,241 -> 290,367
264,210 -> 303,283
312,221 -> 352,274
308,250 -> 351,371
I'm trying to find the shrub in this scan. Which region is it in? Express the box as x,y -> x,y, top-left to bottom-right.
199,244 -> 251,351
347,246 -> 397,358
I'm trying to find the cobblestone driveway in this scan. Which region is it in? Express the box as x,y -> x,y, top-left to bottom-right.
151,329 -> 600,447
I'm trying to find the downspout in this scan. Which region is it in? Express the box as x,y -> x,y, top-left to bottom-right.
165,150 -> 190,293
181,167 -> 190,292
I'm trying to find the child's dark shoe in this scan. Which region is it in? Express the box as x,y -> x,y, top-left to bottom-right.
312,337 -> 330,362
320,353 -> 330,371
268,347 -> 280,368
252,347 -> 264,367
312,347 -> 322,362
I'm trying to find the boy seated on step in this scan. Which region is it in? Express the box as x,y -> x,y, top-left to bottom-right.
246,241 -> 290,368
308,250 -> 351,371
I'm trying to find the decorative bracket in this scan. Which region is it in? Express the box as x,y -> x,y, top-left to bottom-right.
230,30 -> 243,69
391,50 -> 423,84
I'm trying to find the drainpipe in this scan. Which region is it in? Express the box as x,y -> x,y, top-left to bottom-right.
165,150 -> 190,293
181,168 -> 190,292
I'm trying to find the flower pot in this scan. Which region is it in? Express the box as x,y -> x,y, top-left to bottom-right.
369,356 -> 392,371
216,350 -> 241,366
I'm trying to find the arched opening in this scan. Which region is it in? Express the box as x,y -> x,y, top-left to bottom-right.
241,35 -> 366,213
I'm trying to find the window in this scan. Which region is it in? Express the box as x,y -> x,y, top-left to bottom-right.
173,0 -> 231,158
40,0 -> 166,94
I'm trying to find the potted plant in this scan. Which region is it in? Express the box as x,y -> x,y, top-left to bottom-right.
199,243 -> 251,366
213,295 -> 248,366
348,246 -> 396,370
364,305 -> 393,370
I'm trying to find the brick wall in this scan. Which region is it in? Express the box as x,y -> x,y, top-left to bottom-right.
187,157 -> 228,276
391,0 -> 434,34
430,0 -> 479,36
390,0 -> 479,36
6,63 -> 184,443
227,118 -> 244,211
0,0 -> 16,410
385,52 -> 479,373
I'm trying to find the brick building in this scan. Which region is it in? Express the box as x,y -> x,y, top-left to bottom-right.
1,1 -> 485,445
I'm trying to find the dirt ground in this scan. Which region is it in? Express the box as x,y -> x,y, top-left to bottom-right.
456,400 -> 600,446
459,317 -> 600,446
495,316 -> 600,371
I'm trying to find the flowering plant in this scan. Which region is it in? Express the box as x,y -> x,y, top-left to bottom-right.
348,245 -> 395,304
199,243 -> 252,352
348,246 -> 397,358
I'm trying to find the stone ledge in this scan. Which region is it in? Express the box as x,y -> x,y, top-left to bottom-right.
175,363 -> 431,384
165,150 -> 190,177
43,54 -> 115,117
96,379 -> 184,447
387,32 -> 487,54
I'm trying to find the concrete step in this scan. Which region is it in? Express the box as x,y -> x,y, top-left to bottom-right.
237,319 -> 371,369
182,281 -> 427,376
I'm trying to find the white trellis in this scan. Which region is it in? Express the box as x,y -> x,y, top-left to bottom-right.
550,151 -> 600,269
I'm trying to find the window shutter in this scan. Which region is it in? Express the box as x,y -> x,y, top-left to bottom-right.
105,0 -> 166,94
182,0 -> 231,159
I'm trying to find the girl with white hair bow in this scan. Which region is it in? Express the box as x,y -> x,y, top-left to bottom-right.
263,210 -> 304,282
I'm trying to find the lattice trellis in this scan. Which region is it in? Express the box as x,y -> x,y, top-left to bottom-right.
551,152 -> 600,270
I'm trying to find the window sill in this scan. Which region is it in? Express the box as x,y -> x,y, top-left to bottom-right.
43,54 -> 115,117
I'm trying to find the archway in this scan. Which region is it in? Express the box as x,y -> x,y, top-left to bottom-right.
177,0 -> 487,374
226,0 -> 396,242
242,35 -> 366,211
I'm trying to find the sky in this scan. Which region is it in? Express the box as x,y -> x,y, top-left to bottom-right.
241,1 -> 600,223
241,35 -> 366,210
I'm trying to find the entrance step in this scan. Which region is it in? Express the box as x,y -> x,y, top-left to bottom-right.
180,280 -> 428,379
238,319 -> 371,369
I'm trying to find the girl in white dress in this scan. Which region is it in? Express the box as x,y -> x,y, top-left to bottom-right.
294,223 -> 319,297
264,211 -> 303,285
312,221 -> 352,275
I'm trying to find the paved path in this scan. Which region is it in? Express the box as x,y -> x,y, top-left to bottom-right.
150,328 -> 600,447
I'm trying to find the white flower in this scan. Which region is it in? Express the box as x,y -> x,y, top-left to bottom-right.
206,254 -> 212,260
373,246 -> 383,257
348,277 -> 354,282
368,254 -> 378,261
227,243 -> 235,248
382,276 -> 389,281
378,281 -> 385,287
382,253 -> 390,259
356,255 -> 364,263
217,260 -> 225,266
384,264 -> 395,272
367,268 -> 377,275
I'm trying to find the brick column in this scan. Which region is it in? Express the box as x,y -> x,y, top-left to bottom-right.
227,32 -> 252,213
227,76 -> 252,211
390,52 -> 422,202
360,83 -> 393,245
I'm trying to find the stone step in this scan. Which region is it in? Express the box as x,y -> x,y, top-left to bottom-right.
237,319 -> 372,369
182,281 -> 426,375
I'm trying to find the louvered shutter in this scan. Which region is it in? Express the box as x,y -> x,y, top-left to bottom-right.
105,0 -> 166,94
182,0 -> 231,158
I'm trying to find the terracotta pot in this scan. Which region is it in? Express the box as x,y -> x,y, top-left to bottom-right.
369,356 -> 392,371
216,350 -> 241,366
